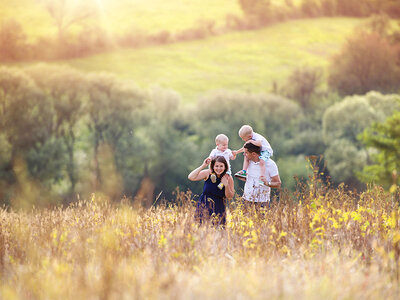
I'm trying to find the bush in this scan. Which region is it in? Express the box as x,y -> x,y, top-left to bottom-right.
384,1 -> 400,17
335,0 -> 368,16
0,19 -> 28,61
277,155 -> 313,191
238,0 -> 273,24
283,67 -> 323,108
301,0 -> 322,17
149,30 -> 171,44
324,138 -> 367,186
322,91 -> 399,188
118,28 -> 148,48
174,20 -> 216,41
328,30 -> 400,96
76,25 -> 112,55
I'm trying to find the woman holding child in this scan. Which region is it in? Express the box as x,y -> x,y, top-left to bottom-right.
188,156 -> 234,225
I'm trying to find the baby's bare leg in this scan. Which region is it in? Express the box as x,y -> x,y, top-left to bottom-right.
243,156 -> 249,171
259,159 -> 267,183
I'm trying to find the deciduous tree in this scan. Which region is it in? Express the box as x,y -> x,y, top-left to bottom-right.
322,92 -> 400,186
328,30 -> 400,96
359,111 -> 400,189
26,64 -> 86,194
86,73 -> 145,197
41,0 -> 98,41
0,19 -> 27,61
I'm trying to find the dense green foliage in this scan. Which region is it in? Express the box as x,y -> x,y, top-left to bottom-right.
1,64 -> 399,206
359,111 -> 400,189
322,92 -> 400,187
1,2 -> 400,205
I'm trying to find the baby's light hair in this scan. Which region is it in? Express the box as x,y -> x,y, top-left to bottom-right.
215,134 -> 229,144
238,125 -> 253,137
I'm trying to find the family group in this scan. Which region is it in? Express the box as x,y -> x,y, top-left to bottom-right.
188,125 -> 281,225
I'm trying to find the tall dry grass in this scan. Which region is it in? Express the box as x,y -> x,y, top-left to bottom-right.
0,181 -> 399,299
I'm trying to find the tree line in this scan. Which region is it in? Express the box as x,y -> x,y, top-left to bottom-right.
1,12 -> 400,207
0,64 -> 399,207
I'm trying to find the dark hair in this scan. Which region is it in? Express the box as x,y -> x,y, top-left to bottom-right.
244,142 -> 261,155
210,156 -> 228,178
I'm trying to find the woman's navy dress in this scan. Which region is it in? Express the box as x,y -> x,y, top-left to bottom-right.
196,175 -> 226,225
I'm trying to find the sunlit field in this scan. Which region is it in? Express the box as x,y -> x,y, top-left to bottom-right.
0,0 -> 242,40
1,180 -> 399,299
2,1 -> 400,299
0,0 -> 54,41
1,0 -> 306,39
59,18 -> 361,102
1,0 -> 362,102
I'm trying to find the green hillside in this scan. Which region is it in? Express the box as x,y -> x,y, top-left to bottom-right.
1,1 -> 363,102
0,0 -> 243,40
58,18 -> 361,102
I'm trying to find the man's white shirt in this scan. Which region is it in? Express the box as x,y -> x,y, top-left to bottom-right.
243,159 -> 279,202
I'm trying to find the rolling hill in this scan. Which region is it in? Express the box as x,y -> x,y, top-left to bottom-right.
1,1 -> 362,102
59,18 -> 361,102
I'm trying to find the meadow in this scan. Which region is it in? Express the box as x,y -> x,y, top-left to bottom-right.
55,17 -> 361,102
2,2 -> 400,298
1,0 -> 306,39
1,179 -> 399,299
2,0 -> 363,102
0,0 -> 243,40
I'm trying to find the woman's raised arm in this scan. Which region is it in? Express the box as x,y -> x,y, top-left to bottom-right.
188,157 -> 211,181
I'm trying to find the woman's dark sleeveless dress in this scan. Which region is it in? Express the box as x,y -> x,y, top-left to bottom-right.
196,175 -> 226,225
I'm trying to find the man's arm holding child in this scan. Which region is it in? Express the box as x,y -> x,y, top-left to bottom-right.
261,160 -> 281,188
265,174 -> 281,188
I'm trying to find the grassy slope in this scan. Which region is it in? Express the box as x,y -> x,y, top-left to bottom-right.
61,18 -> 361,102
0,0 -> 56,40
1,1 -> 361,102
2,0 -> 305,38
99,0 -> 243,34
0,0 -> 242,40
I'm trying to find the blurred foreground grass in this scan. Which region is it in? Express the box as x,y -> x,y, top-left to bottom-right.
1,183 -> 399,299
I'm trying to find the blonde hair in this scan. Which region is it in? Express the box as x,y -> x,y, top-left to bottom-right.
215,134 -> 229,144
238,125 -> 253,138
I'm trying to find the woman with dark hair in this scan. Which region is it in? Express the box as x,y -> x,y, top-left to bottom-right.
188,156 -> 234,225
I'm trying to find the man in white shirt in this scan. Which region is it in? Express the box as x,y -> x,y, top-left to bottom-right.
239,143 -> 281,204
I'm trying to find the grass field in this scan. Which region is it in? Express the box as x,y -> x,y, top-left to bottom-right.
0,0 -> 243,40
2,0 -> 362,102
1,184 -> 399,299
0,0 -> 56,41
1,0 -> 306,39
59,18 -> 361,102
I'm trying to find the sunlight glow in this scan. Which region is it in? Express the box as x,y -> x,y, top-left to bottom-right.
93,0 -> 116,44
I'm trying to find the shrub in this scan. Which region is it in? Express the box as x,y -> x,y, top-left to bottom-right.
301,0 -> 322,17
328,30 -> 400,96
0,19 -> 28,61
238,0 -> 273,24
283,67 -> 323,108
